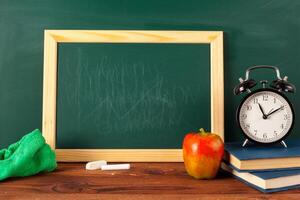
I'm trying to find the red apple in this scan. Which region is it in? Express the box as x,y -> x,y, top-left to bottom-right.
183,128 -> 224,179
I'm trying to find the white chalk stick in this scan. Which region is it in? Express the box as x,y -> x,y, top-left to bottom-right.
101,164 -> 130,170
86,160 -> 107,170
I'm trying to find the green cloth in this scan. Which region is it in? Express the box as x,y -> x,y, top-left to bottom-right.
0,129 -> 57,181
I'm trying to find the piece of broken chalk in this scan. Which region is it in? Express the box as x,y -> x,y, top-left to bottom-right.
86,160 -> 107,170
101,164 -> 130,170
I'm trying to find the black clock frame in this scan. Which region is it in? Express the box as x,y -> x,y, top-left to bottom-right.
236,88 -> 295,145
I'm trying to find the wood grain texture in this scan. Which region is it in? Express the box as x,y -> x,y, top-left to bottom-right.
56,149 -> 183,162
210,32 -> 224,140
42,30 -> 224,161
0,163 -> 299,200
42,31 -> 58,149
46,30 -> 222,43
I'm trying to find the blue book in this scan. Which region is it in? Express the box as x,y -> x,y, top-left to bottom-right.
224,141 -> 300,171
222,163 -> 300,193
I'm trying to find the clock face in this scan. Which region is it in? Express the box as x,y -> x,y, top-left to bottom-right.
238,89 -> 294,143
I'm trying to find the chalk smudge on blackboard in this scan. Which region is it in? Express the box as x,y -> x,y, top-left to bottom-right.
60,54 -> 201,137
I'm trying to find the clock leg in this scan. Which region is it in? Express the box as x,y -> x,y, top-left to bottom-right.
242,139 -> 249,147
281,140 -> 288,148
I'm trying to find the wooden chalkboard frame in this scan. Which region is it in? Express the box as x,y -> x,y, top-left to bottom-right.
42,30 -> 224,162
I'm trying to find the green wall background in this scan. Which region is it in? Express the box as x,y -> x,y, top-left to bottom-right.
0,0 -> 299,147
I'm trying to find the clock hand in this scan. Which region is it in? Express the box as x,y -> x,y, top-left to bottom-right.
267,108 -> 274,115
258,103 -> 267,119
266,106 -> 284,117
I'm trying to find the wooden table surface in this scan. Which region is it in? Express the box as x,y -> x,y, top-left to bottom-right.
1,163 -> 300,200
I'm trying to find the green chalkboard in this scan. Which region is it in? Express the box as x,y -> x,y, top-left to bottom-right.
1,0 -> 300,148
56,43 -> 210,148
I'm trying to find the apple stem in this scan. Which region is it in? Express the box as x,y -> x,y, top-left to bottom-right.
199,128 -> 208,136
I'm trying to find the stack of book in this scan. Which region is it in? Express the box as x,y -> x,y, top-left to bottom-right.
223,141 -> 300,193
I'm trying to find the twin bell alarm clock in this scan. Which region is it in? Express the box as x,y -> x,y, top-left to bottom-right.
234,65 -> 296,147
